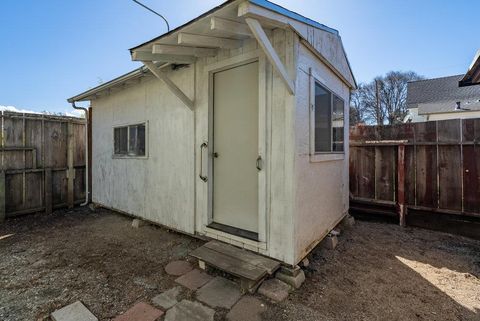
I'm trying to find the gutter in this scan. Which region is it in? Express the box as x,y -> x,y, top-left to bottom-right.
71,102 -> 89,206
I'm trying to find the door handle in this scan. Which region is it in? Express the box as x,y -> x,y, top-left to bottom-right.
200,142 -> 208,182
256,156 -> 263,171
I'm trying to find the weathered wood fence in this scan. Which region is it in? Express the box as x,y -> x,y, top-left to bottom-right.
0,111 -> 86,221
349,119 -> 480,239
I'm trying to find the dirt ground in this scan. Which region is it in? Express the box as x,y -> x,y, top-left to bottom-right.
0,208 -> 479,321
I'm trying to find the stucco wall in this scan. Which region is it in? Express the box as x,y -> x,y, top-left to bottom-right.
91,66 -> 195,234
293,43 -> 350,263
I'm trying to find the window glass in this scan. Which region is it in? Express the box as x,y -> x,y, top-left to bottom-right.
314,83 -> 332,152
114,123 -> 146,157
114,127 -> 128,155
332,95 -> 345,152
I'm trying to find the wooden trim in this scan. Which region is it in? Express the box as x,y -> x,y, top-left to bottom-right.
210,17 -> 252,37
143,61 -> 194,110
204,50 -> 260,72
132,51 -> 196,64
152,44 -> 217,57
245,18 -> 295,95
178,33 -> 242,49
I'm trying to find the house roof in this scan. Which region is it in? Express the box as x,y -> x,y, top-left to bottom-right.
407,75 -> 480,115
459,49 -> 480,87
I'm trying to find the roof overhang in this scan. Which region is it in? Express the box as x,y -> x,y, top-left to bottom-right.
459,50 -> 480,87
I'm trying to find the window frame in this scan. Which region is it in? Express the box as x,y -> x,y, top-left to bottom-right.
309,69 -> 345,163
112,121 -> 149,159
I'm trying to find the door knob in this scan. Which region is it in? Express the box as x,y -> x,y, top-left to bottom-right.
256,156 -> 263,171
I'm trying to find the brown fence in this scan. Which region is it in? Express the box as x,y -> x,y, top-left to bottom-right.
0,111 -> 86,221
349,119 -> 480,239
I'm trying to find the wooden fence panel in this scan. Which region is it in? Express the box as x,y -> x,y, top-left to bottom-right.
350,118 -> 480,239
1,111 -> 86,218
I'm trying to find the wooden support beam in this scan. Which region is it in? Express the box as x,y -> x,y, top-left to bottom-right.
152,44 -> 217,57
245,18 -> 295,95
132,51 -> 196,64
0,171 -> 5,223
143,61 -> 194,110
178,33 -> 242,49
210,17 -> 252,37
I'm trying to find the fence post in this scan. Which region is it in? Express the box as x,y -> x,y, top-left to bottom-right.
0,171 -> 5,223
67,122 -> 75,208
397,144 -> 406,227
45,168 -> 52,215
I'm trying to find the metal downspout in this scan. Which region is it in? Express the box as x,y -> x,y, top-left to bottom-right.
71,102 -> 89,206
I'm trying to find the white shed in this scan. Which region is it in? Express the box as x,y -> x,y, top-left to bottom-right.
68,0 -> 356,266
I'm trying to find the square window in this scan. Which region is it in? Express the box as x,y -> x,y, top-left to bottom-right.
113,123 -> 147,157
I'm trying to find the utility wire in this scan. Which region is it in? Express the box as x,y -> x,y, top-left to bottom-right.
131,0 -> 170,31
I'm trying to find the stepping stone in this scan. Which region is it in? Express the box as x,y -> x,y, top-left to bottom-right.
226,296 -> 266,321
175,269 -> 213,291
258,279 -> 291,302
152,286 -> 182,310
113,302 -> 163,321
165,260 -> 193,276
164,300 -> 214,321
196,277 -> 242,309
51,301 -> 98,321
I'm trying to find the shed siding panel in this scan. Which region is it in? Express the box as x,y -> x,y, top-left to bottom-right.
92,67 -> 195,234
294,43 -> 350,263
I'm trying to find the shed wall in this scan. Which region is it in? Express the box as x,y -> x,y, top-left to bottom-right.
293,43 -> 350,263
91,67 -> 195,234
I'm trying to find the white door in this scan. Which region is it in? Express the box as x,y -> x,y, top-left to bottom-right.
212,61 -> 259,234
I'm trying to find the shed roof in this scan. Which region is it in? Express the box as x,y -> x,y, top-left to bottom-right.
459,49 -> 480,87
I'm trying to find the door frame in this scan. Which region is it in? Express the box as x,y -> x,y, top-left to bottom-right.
203,50 -> 268,245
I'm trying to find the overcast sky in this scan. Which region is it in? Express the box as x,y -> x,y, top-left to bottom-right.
1,0 -> 478,113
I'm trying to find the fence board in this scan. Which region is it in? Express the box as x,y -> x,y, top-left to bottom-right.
463,145 -> 480,213
375,146 -> 395,201
438,145 -> 462,210
404,146 -> 416,205
415,145 -> 438,208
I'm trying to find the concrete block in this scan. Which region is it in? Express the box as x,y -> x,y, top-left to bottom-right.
275,269 -> 305,289
279,265 -> 302,277
258,279 -> 291,302
51,301 -> 98,321
131,218 -> 146,228
301,257 -> 310,267
152,286 -> 182,310
322,235 -> 338,250
196,277 -> 242,309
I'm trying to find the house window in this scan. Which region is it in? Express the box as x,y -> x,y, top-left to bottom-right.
312,80 -> 345,153
114,123 -> 146,157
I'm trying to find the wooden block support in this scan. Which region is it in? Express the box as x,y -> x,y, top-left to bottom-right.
45,168 -> 53,215
67,122 -> 75,208
0,171 -> 5,223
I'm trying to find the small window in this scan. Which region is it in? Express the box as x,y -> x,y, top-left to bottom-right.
312,80 -> 345,153
114,123 -> 146,157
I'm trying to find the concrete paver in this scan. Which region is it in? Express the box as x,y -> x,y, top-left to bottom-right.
175,269 -> 213,291
164,299 -> 215,321
258,278 -> 291,302
196,277 -> 242,309
113,302 -> 163,321
51,301 -> 98,321
226,296 -> 266,321
165,260 -> 193,276
151,286 -> 182,310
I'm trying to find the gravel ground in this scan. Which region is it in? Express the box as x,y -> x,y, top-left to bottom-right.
0,207 -> 479,320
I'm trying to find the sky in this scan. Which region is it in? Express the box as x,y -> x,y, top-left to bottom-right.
0,0 -> 478,114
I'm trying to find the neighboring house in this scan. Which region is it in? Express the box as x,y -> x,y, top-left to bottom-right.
68,0 -> 356,265
405,51 -> 480,122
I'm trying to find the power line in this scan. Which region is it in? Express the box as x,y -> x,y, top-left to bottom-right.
131,0 -> 170,32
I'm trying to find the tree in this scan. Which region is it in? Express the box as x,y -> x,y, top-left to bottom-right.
350,71 -> 423,125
